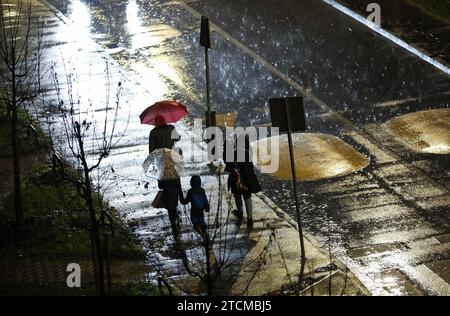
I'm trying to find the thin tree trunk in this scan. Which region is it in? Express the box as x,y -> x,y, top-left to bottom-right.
90,230 -> 102,295
205,235 -> 212,296
11,98 -> 24,232
76,121 -> 106,296
86,185 -> 105,296
104,235 -> 112,296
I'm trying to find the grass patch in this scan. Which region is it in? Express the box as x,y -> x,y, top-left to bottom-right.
0,281 -> 163,296
0,95 -> 144,261
0,164 -> 146,261
0,163 -> 158,295
0,96 -> 157,295
0,105 -> 51,158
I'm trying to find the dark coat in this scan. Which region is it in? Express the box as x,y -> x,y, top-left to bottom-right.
223,135 -> 262,194
158,178 -> 184,210
149,124 -> 180,154
183,187 -> 210,218
227,162 -> 262,194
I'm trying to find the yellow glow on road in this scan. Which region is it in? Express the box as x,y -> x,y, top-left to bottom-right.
253,133 -> 369,181
388,108 -> 450,154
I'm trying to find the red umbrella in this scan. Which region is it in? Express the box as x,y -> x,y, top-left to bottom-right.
139,100 -> 188,126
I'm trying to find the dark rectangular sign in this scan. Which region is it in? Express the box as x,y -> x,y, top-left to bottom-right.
269,97 -> 307,132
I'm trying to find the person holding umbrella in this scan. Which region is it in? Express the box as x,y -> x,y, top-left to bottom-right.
148,115 -> 180,154
140,100 -> 189,235
140,100 -> 188,154
157,149 -> 184,235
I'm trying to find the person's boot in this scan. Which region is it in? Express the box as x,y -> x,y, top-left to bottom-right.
232,210 -> 243,227
171,216 -> 181,237
232,209 -> 243,220
247,217 -> 254,231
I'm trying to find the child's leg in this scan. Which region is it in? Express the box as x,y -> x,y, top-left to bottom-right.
194,224 -> 203,234
192,215 -> 206,235
200,222 -> 208,238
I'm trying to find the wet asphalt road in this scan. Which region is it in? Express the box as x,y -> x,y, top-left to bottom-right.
41,0 -> 450,294
334,0 -> 450,67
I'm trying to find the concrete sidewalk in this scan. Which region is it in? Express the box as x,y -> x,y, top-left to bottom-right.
231,191 -> 369,296
26,0 -> 371,295
120,121 -> 369,296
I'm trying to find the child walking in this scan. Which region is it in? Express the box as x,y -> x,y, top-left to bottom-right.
182,175 -> 210,236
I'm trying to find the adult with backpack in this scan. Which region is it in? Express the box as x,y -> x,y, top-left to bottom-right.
224,134 -> 262,231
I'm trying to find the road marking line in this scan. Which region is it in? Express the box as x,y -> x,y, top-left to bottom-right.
322,0 -> 450,76
172,1 -> 449,293
176,1 -> 326,108
175,0 -> 449,196
374,97 -> 420,108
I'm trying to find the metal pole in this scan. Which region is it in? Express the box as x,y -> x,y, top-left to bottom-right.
285,100 -> 306,282
205,46 -> 212,127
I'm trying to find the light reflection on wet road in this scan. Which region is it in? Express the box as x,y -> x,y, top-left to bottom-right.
39,0 -> 450,295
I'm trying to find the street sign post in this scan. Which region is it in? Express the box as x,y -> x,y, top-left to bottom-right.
269,97 -> 307,282
205,110 -> 217,128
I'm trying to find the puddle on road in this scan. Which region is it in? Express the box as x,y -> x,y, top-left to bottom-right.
2,11 -> 17,18
388,108 -> 450,154
127,0 -> 182,50
252,133 -> 369,181
372,269 -> 424,296
128,24 -> 181,50
425,259 -> 450,284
